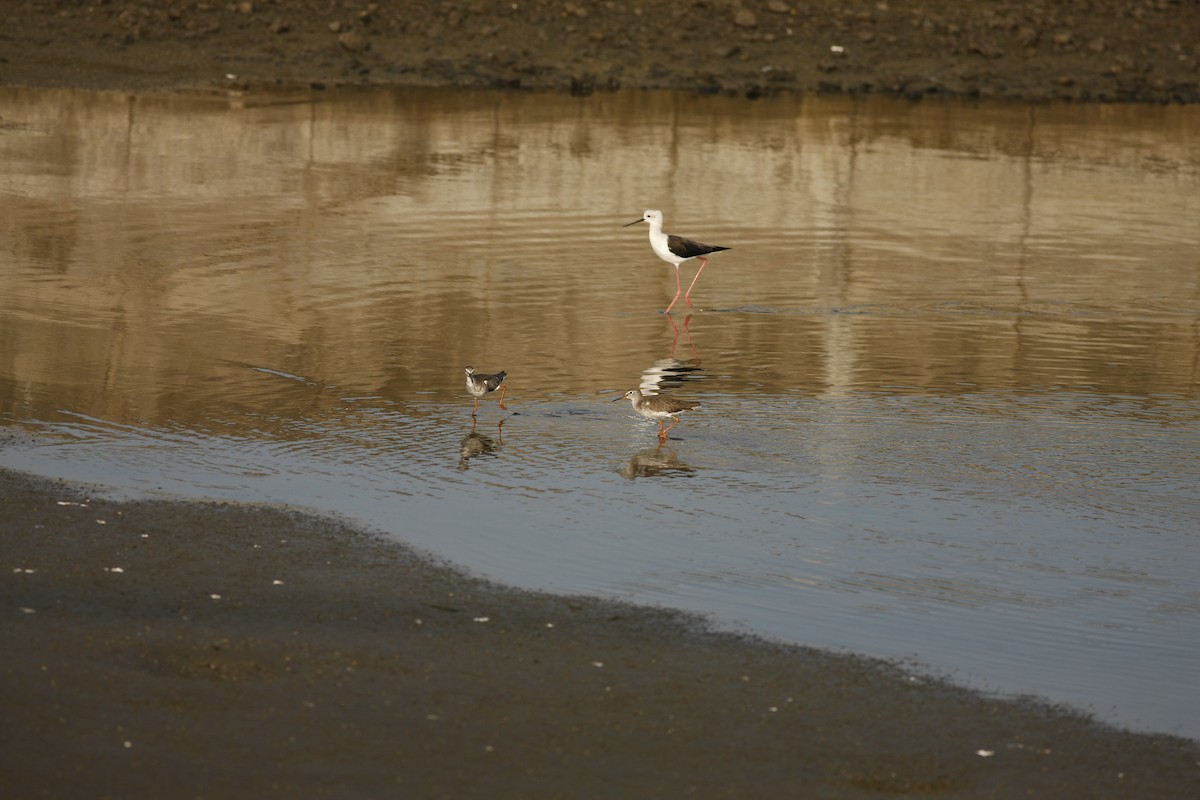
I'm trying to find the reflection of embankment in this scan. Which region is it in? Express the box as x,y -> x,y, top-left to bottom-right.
2,87 -> 1197,433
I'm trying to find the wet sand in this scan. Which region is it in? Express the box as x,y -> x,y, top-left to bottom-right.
2,466 -> 1198,798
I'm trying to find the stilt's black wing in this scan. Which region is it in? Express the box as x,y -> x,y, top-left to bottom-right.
667,235 -> 730,259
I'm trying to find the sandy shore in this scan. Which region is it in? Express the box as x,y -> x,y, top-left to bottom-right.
1,467 -> 1198,798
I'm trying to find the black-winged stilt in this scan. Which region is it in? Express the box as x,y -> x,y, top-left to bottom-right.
623,209 -> 730,314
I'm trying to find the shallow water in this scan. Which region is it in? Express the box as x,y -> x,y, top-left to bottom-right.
2,86 -> 1198,738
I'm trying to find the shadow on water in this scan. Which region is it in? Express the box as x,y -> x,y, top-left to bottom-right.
1,85 -> 1198,738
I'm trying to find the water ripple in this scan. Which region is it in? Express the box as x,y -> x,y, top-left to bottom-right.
3,87 -> 1198,740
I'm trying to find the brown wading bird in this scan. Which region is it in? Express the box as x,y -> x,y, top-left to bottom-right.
614,388 -> 701,442
623,209 -> 731,314
464,367 -> 507,414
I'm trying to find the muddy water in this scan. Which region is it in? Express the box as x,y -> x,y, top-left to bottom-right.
2,87 -> 1198,738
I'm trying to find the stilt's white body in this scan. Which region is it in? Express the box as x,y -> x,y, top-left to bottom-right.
624,209 -> 730,314
642,211 -> 686,267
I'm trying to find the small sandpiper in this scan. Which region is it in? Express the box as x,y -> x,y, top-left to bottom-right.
614,388 -> 700,442
464,367 -> 507,414
623,209 -> 730,314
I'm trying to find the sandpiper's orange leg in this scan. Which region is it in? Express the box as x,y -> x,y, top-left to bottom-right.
684,257 -> 708,307
661,416 -> 680,439
663,266 -> 684,315
498,384 -> 508,410
472,397 -> 480,415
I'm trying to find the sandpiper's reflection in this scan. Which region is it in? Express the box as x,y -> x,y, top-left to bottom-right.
458,418 -> 504,471
620,446 -> 696,479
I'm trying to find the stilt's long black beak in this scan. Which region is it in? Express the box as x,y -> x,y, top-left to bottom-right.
622,218 -> 646,227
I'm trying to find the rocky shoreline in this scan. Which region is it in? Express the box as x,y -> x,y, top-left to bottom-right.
2,0 -> 1199,102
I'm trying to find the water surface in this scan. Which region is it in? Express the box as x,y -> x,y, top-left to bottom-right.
2,86 -> 1198,738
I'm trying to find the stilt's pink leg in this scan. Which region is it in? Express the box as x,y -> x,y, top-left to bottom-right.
662,266 -> 684,314
684,257 -> 708,306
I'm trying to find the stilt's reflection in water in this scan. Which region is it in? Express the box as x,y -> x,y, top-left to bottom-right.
667,313 -> 699,361
639,315 -> 703,396
458,418 -> 504,471
613,313 -> 706,458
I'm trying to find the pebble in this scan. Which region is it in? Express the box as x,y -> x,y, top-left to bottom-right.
338,31 -> 370,53
733,9 -> 757,29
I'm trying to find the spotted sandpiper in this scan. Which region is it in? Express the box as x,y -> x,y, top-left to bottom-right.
464,366 -> 507,414
613,388 -> 701,442
623,209 -> 730,314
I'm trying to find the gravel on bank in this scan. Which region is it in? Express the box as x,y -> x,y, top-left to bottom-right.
2,0 -> 1198,102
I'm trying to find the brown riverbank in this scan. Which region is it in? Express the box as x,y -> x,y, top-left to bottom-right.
2,0 -> 1198,102
1,466 -> 1198,798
